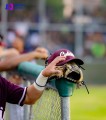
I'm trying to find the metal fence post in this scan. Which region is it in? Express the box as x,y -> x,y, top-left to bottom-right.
61,97 -> 70,120
55,78 -> 75,120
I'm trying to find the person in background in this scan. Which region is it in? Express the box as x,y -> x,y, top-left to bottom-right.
7,35 -> 26,120
0,46 -> 48,72
6,34 -> 49,120
0,34 -> 19,59
0,33 -> 49,120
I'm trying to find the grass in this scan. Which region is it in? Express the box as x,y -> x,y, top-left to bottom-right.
71,85 -> 106,120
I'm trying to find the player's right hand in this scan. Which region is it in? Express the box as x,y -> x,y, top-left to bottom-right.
35,47 -> 48,54
42,56 -> 66,77
34,47 -> 49,60
34,51 -> 48,60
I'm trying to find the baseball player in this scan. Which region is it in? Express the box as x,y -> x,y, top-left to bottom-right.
0,56 -> 66,120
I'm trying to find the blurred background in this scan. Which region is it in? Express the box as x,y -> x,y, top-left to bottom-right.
0,0 -> 106,120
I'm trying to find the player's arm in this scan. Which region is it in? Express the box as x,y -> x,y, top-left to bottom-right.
0,47 -> 48,72
24,56 -> 66,104
0,48 -> 19,58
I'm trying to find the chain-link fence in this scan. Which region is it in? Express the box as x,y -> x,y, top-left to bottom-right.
32,87 -> 61,120
4,71 -> 70,120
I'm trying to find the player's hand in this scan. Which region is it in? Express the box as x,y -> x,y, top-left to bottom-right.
35,47 -> 48,54
34,47 -> 49,60
42,56 -> 66,77
34,52 -> 48,60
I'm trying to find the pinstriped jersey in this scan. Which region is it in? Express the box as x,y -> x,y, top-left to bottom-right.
0,75 -> 27,119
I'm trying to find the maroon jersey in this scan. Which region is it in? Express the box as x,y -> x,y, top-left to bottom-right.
0,75 -> 27,119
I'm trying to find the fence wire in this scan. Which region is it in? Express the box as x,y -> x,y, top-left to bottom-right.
3,70 -> 63,120
31,87 -> 61,120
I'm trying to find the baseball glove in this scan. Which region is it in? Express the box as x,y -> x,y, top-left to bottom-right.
47,61 -> 89,94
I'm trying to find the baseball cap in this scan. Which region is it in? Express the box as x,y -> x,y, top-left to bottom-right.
47,49 -> 84,66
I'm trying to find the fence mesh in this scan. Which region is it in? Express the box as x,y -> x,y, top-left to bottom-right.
31,87 -> 61,120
